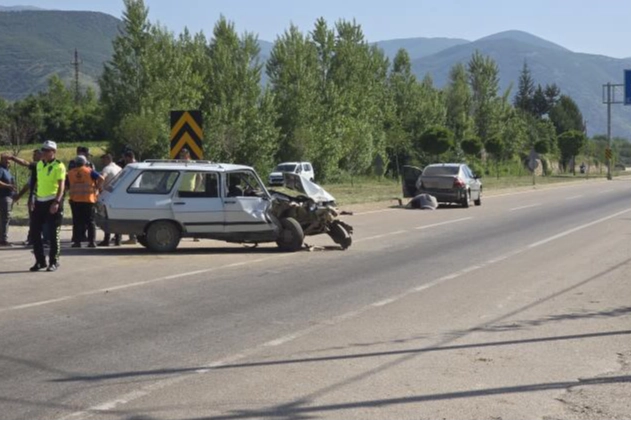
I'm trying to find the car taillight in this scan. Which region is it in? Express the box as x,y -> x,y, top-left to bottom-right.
453,178 -> 466,188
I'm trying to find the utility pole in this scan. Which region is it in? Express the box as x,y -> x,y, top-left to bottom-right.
602,82 -> 623,180
70,49 -> 82,104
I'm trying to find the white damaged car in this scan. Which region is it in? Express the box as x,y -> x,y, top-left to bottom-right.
95,160 -> 352,252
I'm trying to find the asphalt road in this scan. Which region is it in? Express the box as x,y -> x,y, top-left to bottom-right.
1,178 -> 631,419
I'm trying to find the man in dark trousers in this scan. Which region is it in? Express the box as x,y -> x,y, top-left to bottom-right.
67,146 -> 94,244
0,154 -> 16,247
67,155 -> 104,248
29,140 -> 66,272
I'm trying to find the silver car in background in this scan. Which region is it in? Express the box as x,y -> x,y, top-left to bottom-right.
402,163 -> 482,208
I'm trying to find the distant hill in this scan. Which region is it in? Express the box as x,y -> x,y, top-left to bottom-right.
410,33 -> 631,137
0,10 -> 629,138
0,10 -> 120,100
0,5 -> 45,11
373,37 -> 469,61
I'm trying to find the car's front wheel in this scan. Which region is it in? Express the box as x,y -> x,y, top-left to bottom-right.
328,221 -> 352,250
276,217 -> 304,252
145,221 -> 181,253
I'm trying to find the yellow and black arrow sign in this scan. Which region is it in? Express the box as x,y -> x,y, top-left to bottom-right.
170,110 -> 203,160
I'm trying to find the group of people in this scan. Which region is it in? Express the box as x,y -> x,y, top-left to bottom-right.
0,141 -> 138,272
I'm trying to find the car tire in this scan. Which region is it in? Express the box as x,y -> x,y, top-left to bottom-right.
145,221 -> 181,253
461,190 -> 471,208
474,192 -> 482,206
328,221 -> 352,250
276,217 -> 304,252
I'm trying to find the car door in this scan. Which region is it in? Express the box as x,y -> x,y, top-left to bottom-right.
402,165 -> 423,198
223,171 -> 275,233
463,165 -> 481,200
171,171 -> 224,234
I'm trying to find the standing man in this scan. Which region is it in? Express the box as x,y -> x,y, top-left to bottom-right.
30,140 -> 66,272
0,154 -> 16,247
121,150 -> 138,245
67,155 -> 104,248
97,153 -> 121,246
7,149 -> 50,246
67,146 -> 93,244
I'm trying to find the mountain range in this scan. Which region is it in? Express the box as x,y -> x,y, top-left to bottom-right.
0,9 -> 629,138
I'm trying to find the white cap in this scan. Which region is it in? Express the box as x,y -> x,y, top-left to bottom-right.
75,155 -> 87,165
41,140 -> 57,151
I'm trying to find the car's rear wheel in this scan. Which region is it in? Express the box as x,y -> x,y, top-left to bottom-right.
461,190 -> 471,208
145,221 -> 181,253
328,221 -> 352,250
276,217 -> 304,252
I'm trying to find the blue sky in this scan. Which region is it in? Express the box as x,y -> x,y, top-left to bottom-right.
2,0 -> 630,58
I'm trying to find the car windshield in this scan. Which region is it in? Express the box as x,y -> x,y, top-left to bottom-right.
275,164 -> 297,172
423,166 -> 460,176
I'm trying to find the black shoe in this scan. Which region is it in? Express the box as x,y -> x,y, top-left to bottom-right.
88,242 -> 97,248
71,243 -> 81,248
98,240 -> 109,247
46,263 -> 59,272
30,262 -> 47,272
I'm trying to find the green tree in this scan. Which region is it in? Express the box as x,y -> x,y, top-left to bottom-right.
461,136 -> 483,157
558,130 -> 587,174
203,17 -> 278,171
445,63 -> 473,149
485,134 -> 505,178
416,126 -> 454,159
514,61 -> 534,114
116,113 -> 159,161
468,51 -> 499,142
549,95 -> 584,135
100,0 -> 152,132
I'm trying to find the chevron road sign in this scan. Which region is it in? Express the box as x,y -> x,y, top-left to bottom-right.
170,110 -> 203,160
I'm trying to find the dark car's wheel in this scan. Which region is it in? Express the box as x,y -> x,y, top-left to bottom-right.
328,221 -> 352,250
276,217 -> 304,252
145,221 -> 181,253
474,191 -> 482,206
461,190 -> 471,208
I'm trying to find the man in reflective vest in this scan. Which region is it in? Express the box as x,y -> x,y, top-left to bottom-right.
30,140 -> 66,272
67,155 -> 104,248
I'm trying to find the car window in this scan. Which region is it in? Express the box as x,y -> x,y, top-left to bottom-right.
275,164 -> 297,172
226,171 -> 265,197
422,166 -> 459,176
127,170 -> 179,194
462,166 -> 473,179
104,166 -> 132,192
177,172 -> 219,198
304,164 -> 312,171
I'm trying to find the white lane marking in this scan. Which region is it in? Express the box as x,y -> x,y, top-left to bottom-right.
510,203 -> 542,212
354,209 -> 398,216
528,208 -> 631,249
600,189 -> 614,194
566,195 -> 584,201
63,207 -> 631,419
414,217 -> 473,230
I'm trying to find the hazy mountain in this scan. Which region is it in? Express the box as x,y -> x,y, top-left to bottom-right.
0,10 -> 628,137
373,37 -> 469,61
411,33 -> 631,137
0,10 -> 120,100
0,5 -> 45,11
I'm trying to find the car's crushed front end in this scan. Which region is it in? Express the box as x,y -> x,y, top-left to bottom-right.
268,173 -> 353,249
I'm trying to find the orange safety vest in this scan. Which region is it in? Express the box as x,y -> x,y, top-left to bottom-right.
68,167 -> 98,203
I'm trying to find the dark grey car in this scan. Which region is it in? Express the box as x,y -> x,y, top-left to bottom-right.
402,163 -> 482,208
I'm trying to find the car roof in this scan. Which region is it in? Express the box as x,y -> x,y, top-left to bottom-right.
276,162 -> 309,165
130,160 -> 254,173
425,163 -> 464,168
